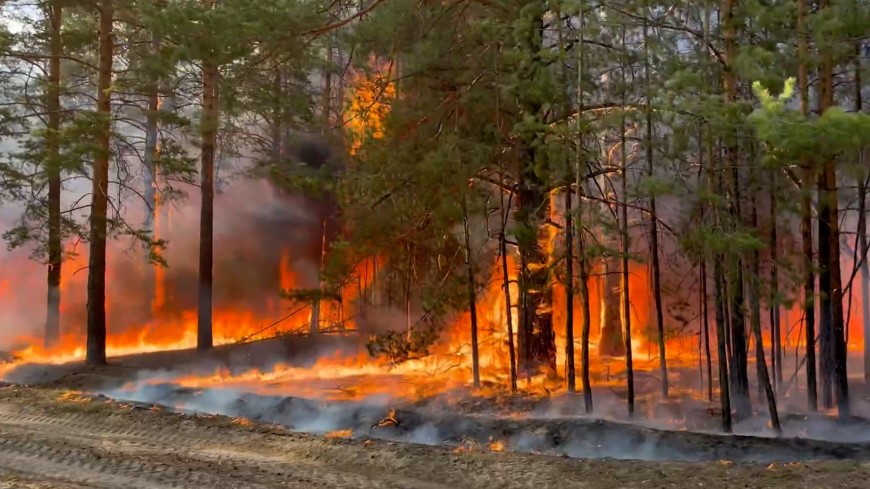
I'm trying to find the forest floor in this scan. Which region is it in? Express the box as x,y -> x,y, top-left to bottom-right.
0,383 -> 868,489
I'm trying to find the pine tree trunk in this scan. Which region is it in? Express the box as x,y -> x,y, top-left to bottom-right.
749,192 -> 781,432
714,254 -> 733,432
462,196 -> 481,389
86,0 -> 113,366
45,0 -> 63,348
702,259 -> 713,402
565,189 -> 576,393
797,0 -> 817,409
721,0 -> 750,419
143,24 -> 161,321
644,20 -> 668,398
499,180 -> 517,393
197,38 -> 218,350
619,26 -> 634,415
575,4 -> 593,413
769,174 -> 783,391
854,44 -> 870,386
861,176 -> 870,385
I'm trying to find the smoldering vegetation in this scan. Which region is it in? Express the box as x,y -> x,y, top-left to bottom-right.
94,368 -> 870,463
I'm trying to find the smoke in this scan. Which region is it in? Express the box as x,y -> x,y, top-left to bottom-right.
0,136 -> 339,351
93,367 -> 870,463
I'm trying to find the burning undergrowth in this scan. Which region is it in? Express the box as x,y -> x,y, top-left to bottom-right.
95,373 -> 870,463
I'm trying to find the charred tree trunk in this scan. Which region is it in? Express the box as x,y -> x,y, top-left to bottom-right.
515,6 -> 556,378
769,175 -> 783,391
750,190 -> 781,432
45,0 -> 63,348
860,172 -> 870,385
197,28 -> 218,350
575,4 -> 593,413
797,0 -> 817,410
817,6 -> 849,417
462,196 -> 481,389
643,18 -> 668,399
86,0 -> 113,366
714,254 -> 733,432
702,259 -> 713,401
815,8 -> 848,416
499,169 -> 517,393
854,42 -> 869,385
619,26 -> 634,416
721,0 -> 750,419
565,189 -> 576,393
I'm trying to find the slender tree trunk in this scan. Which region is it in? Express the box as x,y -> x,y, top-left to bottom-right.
197,32 -> 218,350
769,174 -> 782,391
143,22 -> 161,321
859,174 -> 869,383
462,196 -> 481,389
854,45 -> 870,385
702,259 -> 713,401
86,0 -> 113,366
620,25 -> 634,416
575,4 -> 592,413
714,255 -> 733,432
817,0 -> 849,418
721,0 -> 750,419
45,0 -> 63,348
797,0 -> 817,410
499,178 -> 517,393
643,19 -> 668,398
750,191 -> 781,432
565,189 -> 576,393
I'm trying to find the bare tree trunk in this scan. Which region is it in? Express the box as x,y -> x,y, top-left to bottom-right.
574,8 -> 592,412
853,44 -> 870,385
197,19 -> 218,350
817,0 -> 849,418
462,196 -> 481,389
714,254 -> 733,432
498,173 -> 517,393
721,0 -> 750,419
643,19 -> 668,398
769,174 -> 783,391
750,191 -> 781,432
45,0 -> 63,348
860,174 -> 870,383
702,259 -> 713,401
797,0 -> 817,410
565,189 -> 576,393
86,0 -> 113,366
620,25 -> 634,416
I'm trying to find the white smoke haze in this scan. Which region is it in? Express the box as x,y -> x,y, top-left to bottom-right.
79,356 -> 870,464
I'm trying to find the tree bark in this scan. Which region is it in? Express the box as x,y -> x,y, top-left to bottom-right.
750,192 -> 781,432
498,168 -> 517,393
86,0 -> 114,366
45,0 -> 63,348
721,0 -> 750,419
644,19 -> 668,398
565,189 -> 576,393
620,24 -> 634,416
462,196 -> 481,389
714,254 -> 733,432
769,174 -> 783,391
702,259 -> 713,401
797,0 -> 817,411
817,0 -> 849,418
197,28 -> 218,350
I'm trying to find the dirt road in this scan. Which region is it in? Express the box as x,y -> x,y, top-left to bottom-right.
0,385 -> 867,488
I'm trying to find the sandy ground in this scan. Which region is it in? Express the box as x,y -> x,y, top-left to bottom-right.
0,384 -> 867,488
